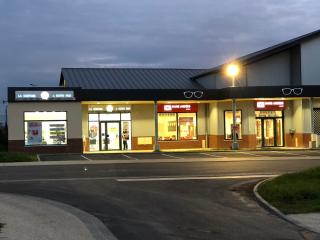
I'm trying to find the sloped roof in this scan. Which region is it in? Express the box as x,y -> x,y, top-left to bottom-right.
192,28 -> 320,79
60,68 -> 205,89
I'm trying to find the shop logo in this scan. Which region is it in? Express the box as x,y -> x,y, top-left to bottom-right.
40,91 -> 50,100
164,105 -> 172,111
183,91 -> 203,99
281,88 -> 303,96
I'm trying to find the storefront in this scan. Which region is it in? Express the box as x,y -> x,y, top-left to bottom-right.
87,104 -> 132,151
7,30 -> 320,153
255,101 -> 285,147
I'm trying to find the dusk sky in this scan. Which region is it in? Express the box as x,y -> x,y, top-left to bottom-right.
0,0 -> 320,112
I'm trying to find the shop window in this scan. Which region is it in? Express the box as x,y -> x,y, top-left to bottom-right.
24,112 -> 67,146
158,113 -> 177,141
158,113 -> 197,141
178,113 -> 197,140
224,110 -> 242,140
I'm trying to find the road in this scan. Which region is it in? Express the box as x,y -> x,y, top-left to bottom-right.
0,151 -> 320,239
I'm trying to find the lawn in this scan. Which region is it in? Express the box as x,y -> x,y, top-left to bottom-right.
0,152 -> 38,162
258,167 -> 320,214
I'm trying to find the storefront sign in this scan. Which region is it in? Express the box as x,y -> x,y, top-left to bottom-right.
255,101 -> 285,110
88,105 -> 131,112
157,104 -> 198,113
15,91 -> 75,101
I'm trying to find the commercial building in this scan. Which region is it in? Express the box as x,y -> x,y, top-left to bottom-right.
7,29 -> 320,153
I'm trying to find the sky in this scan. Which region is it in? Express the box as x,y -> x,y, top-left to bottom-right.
0,0 -> 320,115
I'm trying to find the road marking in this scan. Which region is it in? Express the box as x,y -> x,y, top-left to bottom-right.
200,153 -> 220,158
0,174 -> 279,184
161,153 -> 183,159
122,154 -> 139,160
81,155 -> 91,161
116,174 -> 278,182
236,152 -> 262,157
271,151 -> 308,157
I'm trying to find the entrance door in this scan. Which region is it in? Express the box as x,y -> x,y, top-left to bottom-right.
100,122 -> 121,151
263,118 -> 275,147
256,118 -> 284,147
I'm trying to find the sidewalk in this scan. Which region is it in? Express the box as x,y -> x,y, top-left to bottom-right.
288,213 -> 320,234
0,193 -> 117,240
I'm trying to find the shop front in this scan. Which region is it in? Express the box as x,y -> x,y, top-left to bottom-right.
87,104 -> 132,152
255,100 -> 285,147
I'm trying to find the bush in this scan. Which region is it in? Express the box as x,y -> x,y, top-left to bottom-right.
0,152 -> 37,162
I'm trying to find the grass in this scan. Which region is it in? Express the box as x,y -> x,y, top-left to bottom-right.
258,167 -> 320,214
0,152 -> 38,162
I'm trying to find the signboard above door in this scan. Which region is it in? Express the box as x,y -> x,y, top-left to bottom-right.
255,101 -> 285,111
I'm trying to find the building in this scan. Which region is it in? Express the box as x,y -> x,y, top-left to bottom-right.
7,29 -> 320,153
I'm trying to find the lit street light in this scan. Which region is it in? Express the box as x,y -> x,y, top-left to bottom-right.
226,63 -> 240,150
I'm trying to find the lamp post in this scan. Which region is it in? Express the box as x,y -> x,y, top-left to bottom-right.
226,64 -> 240,150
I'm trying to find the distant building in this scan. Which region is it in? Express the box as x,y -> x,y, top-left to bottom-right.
6,29 -> 320,153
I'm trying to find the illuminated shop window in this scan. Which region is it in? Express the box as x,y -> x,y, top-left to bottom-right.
158,113 -> 177,141
224,110 -> 242,140
24,112 -> 67,146
158,113 -> 197,141
178,113 -> 197,140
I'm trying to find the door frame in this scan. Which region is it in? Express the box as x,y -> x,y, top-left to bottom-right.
256,117 -> 284,147
99,121 -> 121,151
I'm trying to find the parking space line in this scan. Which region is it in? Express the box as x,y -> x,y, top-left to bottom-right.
122,154 -> 139,160
81,155 -> 91,161
161,153 -> 183,159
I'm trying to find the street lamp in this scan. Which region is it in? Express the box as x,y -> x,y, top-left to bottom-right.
226,63 -> 240,150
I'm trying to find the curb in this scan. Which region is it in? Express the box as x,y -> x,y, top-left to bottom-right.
253,178 -> 320,235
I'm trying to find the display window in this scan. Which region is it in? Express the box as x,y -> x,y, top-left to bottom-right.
158,113 -> 197,141
224,110 -> 242,140
24,111 -> 67,146
158,113 -> 177,141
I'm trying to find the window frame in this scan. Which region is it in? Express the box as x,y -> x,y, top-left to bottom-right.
24,111 -> 68,146
158,112 -> 198,141
223,110 -> 242,140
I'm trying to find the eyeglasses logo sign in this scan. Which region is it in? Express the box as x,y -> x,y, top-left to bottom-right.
281,88 -> 303,96
183,91 -> 203,99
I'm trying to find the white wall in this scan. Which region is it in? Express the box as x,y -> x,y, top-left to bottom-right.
8,102 -> 82,140
301,37 -> 320,85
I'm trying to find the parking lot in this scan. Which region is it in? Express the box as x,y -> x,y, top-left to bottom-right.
38,149 -> 320,161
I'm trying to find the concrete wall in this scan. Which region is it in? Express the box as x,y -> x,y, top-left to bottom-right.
301,37 -> 320,85
8,102 -> 82,141
246,51 -> 291,86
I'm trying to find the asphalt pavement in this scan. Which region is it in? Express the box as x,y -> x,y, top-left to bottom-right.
0,152 -> 320,239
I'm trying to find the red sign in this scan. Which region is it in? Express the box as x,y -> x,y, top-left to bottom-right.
157,103 -> 198,113
255,101 -> 285,111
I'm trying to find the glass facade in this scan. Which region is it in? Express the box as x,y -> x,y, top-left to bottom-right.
158,113 -> 197,141
24,111 -> 67,145
224,110 -> 242,140
88,112 -> 131,151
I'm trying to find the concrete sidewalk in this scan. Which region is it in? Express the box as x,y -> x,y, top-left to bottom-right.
288,213 -> 320,234
0,193 -> 117,240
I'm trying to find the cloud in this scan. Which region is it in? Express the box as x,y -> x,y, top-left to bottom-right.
0,0 -> 319,109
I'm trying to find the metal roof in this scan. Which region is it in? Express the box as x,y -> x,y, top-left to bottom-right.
192,29 -> 320,79
60,68 -> 206,89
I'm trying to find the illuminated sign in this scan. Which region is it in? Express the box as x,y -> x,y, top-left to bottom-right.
157,104 -> 198,113
88,105 -> 131,112
255,101 -> 285,110
15,91 -> 75,101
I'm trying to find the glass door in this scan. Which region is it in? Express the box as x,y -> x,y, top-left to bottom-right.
100,122 -> 121,150
275,118 -> 284,146
263,118 -> 275,147
256,119 -> 262,147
